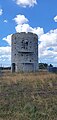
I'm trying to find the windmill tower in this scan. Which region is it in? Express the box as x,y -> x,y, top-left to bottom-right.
11,32 -> 38,72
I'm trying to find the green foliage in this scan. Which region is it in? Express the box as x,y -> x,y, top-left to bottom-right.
39,63 -> 48,69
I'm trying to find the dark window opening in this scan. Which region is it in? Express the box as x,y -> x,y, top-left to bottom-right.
25,41 -> 28,46
30,60 -> 31,62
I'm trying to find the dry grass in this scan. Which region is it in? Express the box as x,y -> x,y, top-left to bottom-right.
0,70 -> 57,120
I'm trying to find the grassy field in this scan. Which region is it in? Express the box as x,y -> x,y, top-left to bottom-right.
0,70 -> 57,120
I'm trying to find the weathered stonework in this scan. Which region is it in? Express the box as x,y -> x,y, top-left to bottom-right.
11,32 -> 38,72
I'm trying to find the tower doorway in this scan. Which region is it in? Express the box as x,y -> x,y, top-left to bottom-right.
12,63 -> 15,72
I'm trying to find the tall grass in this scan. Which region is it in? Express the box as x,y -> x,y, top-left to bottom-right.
0,70 -> 57,120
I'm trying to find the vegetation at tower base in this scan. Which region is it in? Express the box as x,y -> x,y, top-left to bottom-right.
0,70 -> 57,120
39,63 -> 48,69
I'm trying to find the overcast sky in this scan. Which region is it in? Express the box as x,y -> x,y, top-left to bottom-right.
0,0 -> 57,67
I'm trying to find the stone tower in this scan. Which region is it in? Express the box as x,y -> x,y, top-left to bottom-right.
11,32 -> 38,72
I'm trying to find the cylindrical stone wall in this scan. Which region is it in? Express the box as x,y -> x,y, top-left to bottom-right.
11,32 -> 38,72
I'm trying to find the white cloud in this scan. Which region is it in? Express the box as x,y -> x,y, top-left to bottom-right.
4,19 -> 8,23
15,24 -> 44,37
13,14 -> 28,24
0,35 -> 11,66
3,34 -> 12,46
54,16 -> 57,22
0,8 -> 3,15
13,14 -> 44,37
14,0 -> 37,7
0,46 -> 11,67
39,29 -> 57,66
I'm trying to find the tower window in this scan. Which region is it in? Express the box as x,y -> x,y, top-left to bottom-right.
25,41 -> 28,46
